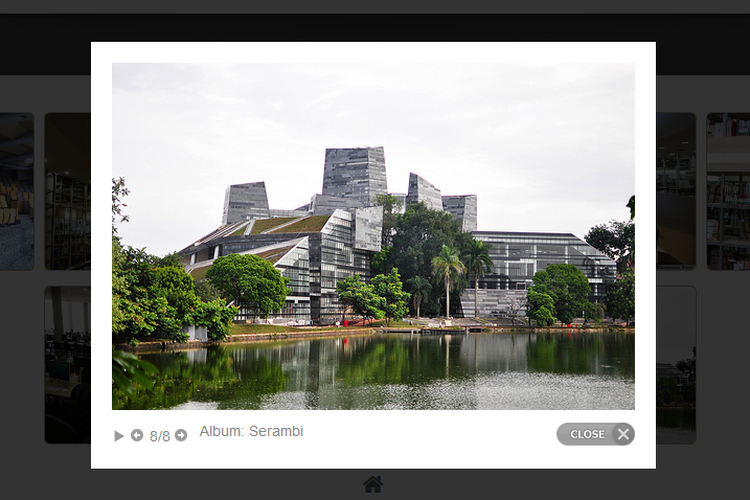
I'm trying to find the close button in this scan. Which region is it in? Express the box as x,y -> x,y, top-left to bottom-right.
557,423 -> 635,446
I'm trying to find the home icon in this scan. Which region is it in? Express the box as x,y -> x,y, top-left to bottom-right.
363,475 -> 383,493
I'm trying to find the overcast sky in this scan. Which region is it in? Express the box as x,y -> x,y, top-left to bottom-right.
112,62 -> 635,257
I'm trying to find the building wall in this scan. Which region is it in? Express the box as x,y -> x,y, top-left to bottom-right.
442,194 -> 478,233
354,206 -> 383,252
310,193 -> 363,215
405,173 -> 443,211
222,182 -> 270,224
459,289 -> 528,319
458,231 -> 617,317
321,147 -> 387,207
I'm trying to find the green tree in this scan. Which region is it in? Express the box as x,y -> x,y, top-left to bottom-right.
112,236 -> 129,337
462,239 -> 493,318
112,245 -> 185,343
336,274 -> 385,322
112,176 -> 130,233
545,264 -> 591,325
187,299 -> 239,341
371,268 -> 411,326
431,245 -> 466,319
152,266 -> 199,319
206,253 -> 288,319
526,264 -> 591,326
388,203 -> 472,317
525,287 -> 556,326
627,195 -> 635,220
584,219 -> 635,272
604,267 -> 635,325
375,193 -> 403,249
406,275 -> 432,318
194,279 -> 223,303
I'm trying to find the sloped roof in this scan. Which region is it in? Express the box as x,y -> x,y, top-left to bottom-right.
186,237 -> 307,280
183,215 -> 331,252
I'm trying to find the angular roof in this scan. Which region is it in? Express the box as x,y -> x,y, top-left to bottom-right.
186,237 -> 307,280
181,214 -> 331,252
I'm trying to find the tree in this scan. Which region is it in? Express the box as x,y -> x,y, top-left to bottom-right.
112,245 -> 185,343
604,267 -> 635,325
206,253 -> 288,319
526,264 -> 591,326
187,299 -> 238,341
371,268 -> 411,326
525,288 -> 556,326
627,195 -> 635,220
462,239 -> 493,318
112,176 -> 130,233
584,219 -> 635,272
431,245 -> 466,319
545,264 -> 591,325
194,279 -> 223,303
388,202 -> 472,317
406,275 -> 432,318
152,266 -> 199,319
375,193 -> 403,249
336,274 -> 385,322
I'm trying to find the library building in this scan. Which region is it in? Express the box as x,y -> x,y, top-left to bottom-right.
178,147 -> 616,325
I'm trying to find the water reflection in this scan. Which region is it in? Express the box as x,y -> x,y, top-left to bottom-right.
118,332 -> 635,410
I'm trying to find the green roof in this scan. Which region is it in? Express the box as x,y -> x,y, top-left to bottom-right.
267,215 -> 330,234
250,217 -> 297,234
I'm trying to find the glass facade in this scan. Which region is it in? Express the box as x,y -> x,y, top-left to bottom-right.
311,210 -> 373,322
472,231 -> 617,301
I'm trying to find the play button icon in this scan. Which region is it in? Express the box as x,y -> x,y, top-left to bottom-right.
115,431 -> 124,442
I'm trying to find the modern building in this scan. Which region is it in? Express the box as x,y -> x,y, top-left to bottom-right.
321,147 -> 387,207
442,194 -> 477,233
222,181 -> 270,224
459,231 -> 616,318
405,172 -> 443,211
180,207 -> 383,324
178,146 -> 616,324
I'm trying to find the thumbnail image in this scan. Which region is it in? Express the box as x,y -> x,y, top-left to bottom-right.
45,286 -> 91,443
656,286 -> 696,444
656,112 -> 696,269
112,62 -> 635,410
706,112 -> 750,270
45,113 -> 91,270
0,113 -> 34,270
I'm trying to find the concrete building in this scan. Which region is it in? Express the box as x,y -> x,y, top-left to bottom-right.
405,173 -> 443,211
222,181 -> 270,224
178,146 -> 615,324
459,231 -> 616,319
321,147 -> 387,207
442,194 -> 478,233
180,208 -> 382,324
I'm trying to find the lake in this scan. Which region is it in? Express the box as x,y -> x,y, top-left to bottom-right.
117,331 -> 635,410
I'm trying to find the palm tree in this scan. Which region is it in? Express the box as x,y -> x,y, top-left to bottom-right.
407,275 -> 432,318
431,245 -> 466,319
462,239 -> 493,318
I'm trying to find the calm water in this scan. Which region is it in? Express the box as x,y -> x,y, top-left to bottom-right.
118,332 -> 635,410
